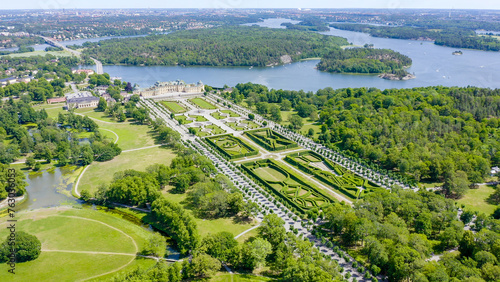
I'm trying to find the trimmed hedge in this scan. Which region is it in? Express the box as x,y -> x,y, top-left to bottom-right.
244,128 -> 298,151
241,159 -> 335,214
206,134 -> 258,160
285,151 -> 380,199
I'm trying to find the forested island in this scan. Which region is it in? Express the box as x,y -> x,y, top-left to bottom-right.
82,26 -> 348,67
81,25 -> 412,78
330,23 -> 500,52
317,48 -> 413,80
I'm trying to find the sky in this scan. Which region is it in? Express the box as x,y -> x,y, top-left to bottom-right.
2,0 -> 500,10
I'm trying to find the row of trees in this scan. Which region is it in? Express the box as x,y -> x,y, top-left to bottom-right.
318,188 -> 500,281
226,83 -> 500,186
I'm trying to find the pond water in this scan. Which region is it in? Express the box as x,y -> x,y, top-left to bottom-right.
17,167 -> 80,211
85,18 -> 500,91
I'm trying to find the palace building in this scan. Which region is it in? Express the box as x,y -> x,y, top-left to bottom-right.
135,80 -> 204,98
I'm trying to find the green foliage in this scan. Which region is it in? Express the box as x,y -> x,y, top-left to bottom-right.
330,23 -> 500,52
187,253 -> 221,278
285,151 -> 379,199
205,134 -> 258,160
141,232 -> 168,258
0,163 -> 27,200
0,231 -> 41,263
230,83 -> 500,184
151,197 -> 199,255
201,232 -> 238,262
318,47 -> 412,76
241,159 -> 335,213
83,26 -> 348,67
244,128 -> 297,151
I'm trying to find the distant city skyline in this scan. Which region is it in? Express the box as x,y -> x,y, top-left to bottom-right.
2,0 -> 500,10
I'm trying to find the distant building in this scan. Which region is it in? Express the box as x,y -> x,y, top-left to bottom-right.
0,77 -> 18,86
72,69 -> 95,75
47,97 -> 66,104
492,167 -> 500,176
135,80 -> 204,98
66,96 -> 99,109
66,91 -> 93,99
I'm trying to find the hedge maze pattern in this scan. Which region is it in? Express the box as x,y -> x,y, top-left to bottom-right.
244,128 -> 298,151
206,134 -> 258,159
241,159 -> 335,213
285,151 -> 380,199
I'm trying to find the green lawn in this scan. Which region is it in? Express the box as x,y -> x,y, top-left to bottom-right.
162,188 -> 257,238
190,98 -> 217,109
32,103 -> 66,119
212,110 -> 241,119
457,184 -> 498,215
192,125 -> 226,137
161,101 -> 186,113
0,207 -> 154,282
78,146 -> 176,195
176,115 -> 193,125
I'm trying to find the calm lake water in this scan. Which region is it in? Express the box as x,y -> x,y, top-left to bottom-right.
17,167 -> 79,211
94,18 -> 500,91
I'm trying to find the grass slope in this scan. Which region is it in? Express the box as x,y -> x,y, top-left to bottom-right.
457,184 -> 498,215
0,207 -> 153,282
79,146 -> 175,194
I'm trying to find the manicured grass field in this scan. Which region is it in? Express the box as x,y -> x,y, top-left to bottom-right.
176,115 -> 193,124
457,184 -> 498,215
78,146 -> 176,195
162,188 -> 258,238
191,125 -> 226,137
161,101 -> 187,113
190,97 -> 217,109
212,110 -> 241,119
32,103 -> 66,119
0,207 -> 154,281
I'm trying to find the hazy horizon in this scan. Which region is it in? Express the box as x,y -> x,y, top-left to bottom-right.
2,0 -> 500,11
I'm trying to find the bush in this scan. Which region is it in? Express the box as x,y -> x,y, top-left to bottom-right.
0,231 -> 41,263
352,261 -> 358,268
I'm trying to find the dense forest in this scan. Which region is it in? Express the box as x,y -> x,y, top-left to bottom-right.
0,35 -> 44,49
0,101 -> 121,185
281,19 -> 330,32
225,83 -> 500,187
81,26 -> 349,67
329,23 -> 500,52
317,47 -> 412,77
317,187 -> 500,281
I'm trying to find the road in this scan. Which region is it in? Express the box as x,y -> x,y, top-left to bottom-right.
40,36 -> 104,74
140,97 -> 369,281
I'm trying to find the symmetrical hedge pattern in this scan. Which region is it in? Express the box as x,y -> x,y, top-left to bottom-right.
241,159 -> 335,213
244,128 -> 297,151
285,151 -> 380,199
206,134 -> 258,160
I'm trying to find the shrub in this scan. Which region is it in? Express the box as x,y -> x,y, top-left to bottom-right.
352,261 -> 358,268
0,231 -> 41,263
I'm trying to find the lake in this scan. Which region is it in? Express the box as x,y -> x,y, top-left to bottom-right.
94,18 -> 500,91
17,167 -> 80,211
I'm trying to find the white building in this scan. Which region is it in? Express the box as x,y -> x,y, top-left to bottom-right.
135,80 -> 204,98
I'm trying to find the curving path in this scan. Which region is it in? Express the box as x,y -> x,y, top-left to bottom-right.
99,128 -> 119,144
234,224 -> 261,239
